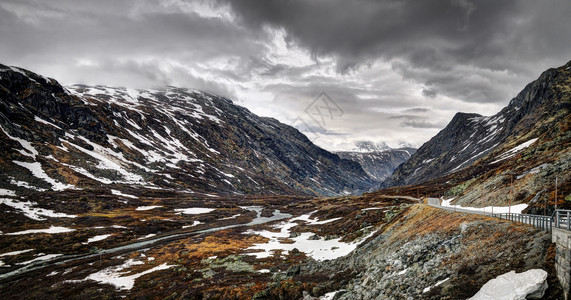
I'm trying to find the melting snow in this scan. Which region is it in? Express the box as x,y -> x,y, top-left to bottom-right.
0,189 -> 16,196
182,221 -> 203,228
320,290 -> 348,300
135,205 -> 162,211
13,161 -> 74,191
0,249 -> 34,257
85,259 -> 172,290
245,212 -> 374,261
492,138 -> 539,164
220,214 -> 241,220
137,234 -> 157,240
1,127 -> 38,157
441,198 -> 527,214
34,116 -> 62,129
83,234 -> 112,244
4,225 -> 75,235
174,208 -> 216,215
423,277 -> 450,293
0,198 -> 77,220
63,135 -> 145,184
111,189 -> 138,199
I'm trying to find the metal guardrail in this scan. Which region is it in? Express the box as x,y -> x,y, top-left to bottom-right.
554,210 -> 571,231
431,203 -> 571,233
493,213 -> 553,232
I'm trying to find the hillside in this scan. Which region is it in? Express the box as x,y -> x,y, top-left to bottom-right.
381,60 -> 571,210
337,147 -> 416,182
0,64 -> 376,198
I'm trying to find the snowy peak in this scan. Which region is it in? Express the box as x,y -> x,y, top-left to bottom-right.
337,147 -> 416,182
350,141 -> 392,153
0,64 -> 376,197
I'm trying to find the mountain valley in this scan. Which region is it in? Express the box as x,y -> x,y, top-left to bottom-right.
0,60 -> 569,299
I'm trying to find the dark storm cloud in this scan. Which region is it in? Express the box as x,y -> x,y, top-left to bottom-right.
0,0 -> 267,97
402,108 -> 430,114
223,0 -> 571,102
1,0 -> 570,150
422,89 -> 437,99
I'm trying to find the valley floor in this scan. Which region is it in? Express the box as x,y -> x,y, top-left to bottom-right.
0,190 -> 563,299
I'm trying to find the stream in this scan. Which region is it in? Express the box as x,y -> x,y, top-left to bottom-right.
0,206 -> 292,281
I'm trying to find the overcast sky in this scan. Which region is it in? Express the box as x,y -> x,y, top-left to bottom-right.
1,0 -> 570,151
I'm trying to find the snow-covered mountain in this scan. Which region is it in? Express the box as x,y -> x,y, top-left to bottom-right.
337,147 -> 416,182
0,64 -> 377,197
349,141 -> 392,153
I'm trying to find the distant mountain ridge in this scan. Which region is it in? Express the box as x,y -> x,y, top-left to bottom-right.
337,147 -> 416,182
0,64 -> 377,197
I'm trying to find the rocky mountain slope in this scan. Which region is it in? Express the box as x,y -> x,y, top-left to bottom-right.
0,64 -> 376,197
382,60 -> 570,190
380,60 -> 570,210
337,147 -> 416,182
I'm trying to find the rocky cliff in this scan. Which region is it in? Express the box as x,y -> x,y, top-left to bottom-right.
0,64 -> 376,197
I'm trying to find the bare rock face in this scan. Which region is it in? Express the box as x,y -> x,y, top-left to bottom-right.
468,269 -> 548,300
0,64 -> 376,197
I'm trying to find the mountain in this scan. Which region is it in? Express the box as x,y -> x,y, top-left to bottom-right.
337,147 -> 416,182
382,60 -> 571,187
349,140 -> 392,152
380,60 -> 570,210
0,64 -> 376,197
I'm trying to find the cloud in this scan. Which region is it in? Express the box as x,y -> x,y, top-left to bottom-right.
0,0 -> 570,151
403,108 -> 431,114
223,0 -> 571,103
422,89 -> 438,99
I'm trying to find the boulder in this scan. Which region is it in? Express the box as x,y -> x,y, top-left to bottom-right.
469,269 -> 548,300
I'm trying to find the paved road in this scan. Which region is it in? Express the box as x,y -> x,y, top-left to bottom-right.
427,199 -> 555,231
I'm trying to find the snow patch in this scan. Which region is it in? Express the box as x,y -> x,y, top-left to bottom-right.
423,277 -> 450,293
441,198 -> 527,214
111,189 -> 138,199
34,116 -> 62,129
0,189 -> 16,196
13,161 -> 74,191
135,205 -> 162,211
1,127 -> 38,157
244,212 -> 374,261
0,198 -> 77,220
182,221 -> 203,228
83,234 -> 112,244
0,249 -> 34,257
85,259 -> 172,290
492,138 -> 539,164
174,208 -> 216,215
4,226 -> 75,235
